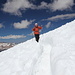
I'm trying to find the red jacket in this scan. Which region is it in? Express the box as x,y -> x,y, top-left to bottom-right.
32,26 -> 42,34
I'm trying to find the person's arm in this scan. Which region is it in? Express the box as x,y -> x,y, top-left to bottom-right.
32,27 -> 35,31
38,26 -> 42,29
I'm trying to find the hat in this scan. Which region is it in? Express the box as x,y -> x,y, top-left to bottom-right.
35,23 -> 38,26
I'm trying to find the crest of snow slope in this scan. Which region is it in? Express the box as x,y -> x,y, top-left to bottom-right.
0,20 -> 75,75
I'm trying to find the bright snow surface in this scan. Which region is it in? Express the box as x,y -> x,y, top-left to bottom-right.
0,20 -> 75,75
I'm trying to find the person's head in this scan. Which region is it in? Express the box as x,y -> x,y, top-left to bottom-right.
35,23 -> 38,27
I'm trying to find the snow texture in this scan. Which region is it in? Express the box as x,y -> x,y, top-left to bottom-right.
0,20 -> 75,75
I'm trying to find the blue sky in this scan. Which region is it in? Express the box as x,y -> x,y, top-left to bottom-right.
0,0 -> 75,43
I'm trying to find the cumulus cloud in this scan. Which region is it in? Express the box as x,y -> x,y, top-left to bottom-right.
45,22 -> 51,28
13,19 -> 35,29
28,32 -> 34,36
43,13 -> 75,21
2,0 -> 74,15
50,0 -> 74,11
0,35 -> 26,39
2,0 -> 35,15
35,1 -> 49,9
2,0 -> 50,14
0,23 -> 4,28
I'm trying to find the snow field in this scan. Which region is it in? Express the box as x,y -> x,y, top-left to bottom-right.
0,20 -> 75,75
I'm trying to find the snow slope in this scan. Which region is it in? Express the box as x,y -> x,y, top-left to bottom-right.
0,20 -> 75,75
0,39 -> 52,75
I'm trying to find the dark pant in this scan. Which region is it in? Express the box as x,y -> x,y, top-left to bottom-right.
35,34 -> 39,42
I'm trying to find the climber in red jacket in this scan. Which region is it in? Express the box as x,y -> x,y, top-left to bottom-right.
32,23 -> 42,42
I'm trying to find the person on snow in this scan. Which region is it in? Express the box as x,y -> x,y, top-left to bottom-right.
32,23 -> 42,42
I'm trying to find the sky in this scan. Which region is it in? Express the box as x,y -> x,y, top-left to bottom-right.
0,0 -> 75,43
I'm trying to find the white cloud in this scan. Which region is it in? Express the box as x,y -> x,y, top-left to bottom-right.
13,19 -> 35,29
28,32 -> 34,36
2,0 -> 35,15
2,1 -> 50,12
35,1 -> 49,9
45,22 -> 51,28
2,0 -> 74,15
0,24 -> 4,28
0,35 -> 26,39
43,13 -> 75,21
50,0 -> 74,11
